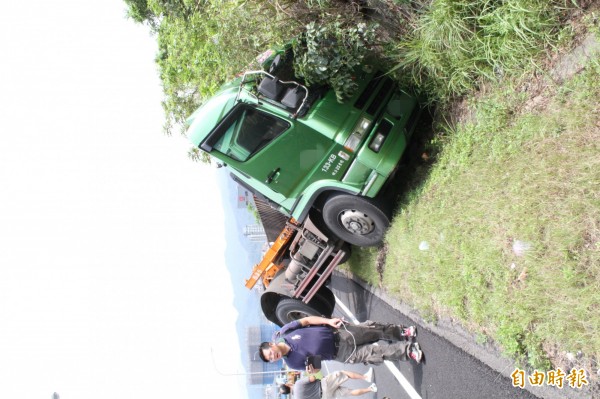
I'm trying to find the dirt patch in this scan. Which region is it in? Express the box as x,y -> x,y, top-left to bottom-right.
544,342 -> 600,397
375,243 -> 387,282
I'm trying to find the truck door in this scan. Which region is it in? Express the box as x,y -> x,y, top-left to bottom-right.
203,104 -> 330,198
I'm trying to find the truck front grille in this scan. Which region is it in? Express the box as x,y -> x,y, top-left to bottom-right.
354,74 -> 382,110
353,73 -> 395,117
366,77 -> 393,116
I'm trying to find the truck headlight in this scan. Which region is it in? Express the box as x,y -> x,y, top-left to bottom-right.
344,117 -> 372,152
369,132 -> 386,152
368,119 -> 392,153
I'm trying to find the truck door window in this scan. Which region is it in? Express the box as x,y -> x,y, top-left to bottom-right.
211,106 -> 289,162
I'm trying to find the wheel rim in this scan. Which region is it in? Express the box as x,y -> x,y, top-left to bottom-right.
339,209 -> 375,235
282,309 -> 312,321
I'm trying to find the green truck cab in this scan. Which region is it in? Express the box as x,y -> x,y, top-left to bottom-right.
187,50 -> 421,247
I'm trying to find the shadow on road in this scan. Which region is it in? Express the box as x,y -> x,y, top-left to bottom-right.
411,362 -> 425,396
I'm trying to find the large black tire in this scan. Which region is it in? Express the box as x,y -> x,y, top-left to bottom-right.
322,194 -> 390,247
275,294 -> 333,325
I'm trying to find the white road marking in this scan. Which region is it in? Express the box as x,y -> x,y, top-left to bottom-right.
334,294 -> 423,399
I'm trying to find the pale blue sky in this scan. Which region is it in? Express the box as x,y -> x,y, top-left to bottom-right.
0,1 -> 247,398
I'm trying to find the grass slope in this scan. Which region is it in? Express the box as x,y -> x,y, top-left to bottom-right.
350,22 -> 599,372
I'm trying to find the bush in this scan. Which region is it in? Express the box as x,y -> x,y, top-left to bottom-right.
293,18 -> 378,102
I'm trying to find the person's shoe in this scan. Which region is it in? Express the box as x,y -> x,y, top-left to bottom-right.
402,325 -> 417,339
369,383 -> 378,392
409,342 -> 423,364
364,367 -> 374,383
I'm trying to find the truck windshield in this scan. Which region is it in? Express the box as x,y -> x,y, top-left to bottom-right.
209,105 -> 289,162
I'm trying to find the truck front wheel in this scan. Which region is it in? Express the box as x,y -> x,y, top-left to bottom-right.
322,194 -> 390,247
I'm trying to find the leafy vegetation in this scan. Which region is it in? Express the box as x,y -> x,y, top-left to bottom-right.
391,0 -> 573,101
293,19 -> 378,102
123,0 -> 370,135
124,0 -> 294,135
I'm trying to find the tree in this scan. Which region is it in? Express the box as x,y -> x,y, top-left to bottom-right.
122,0 -> 374,136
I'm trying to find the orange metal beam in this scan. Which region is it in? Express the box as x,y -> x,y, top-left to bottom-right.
244,219 -> 298,290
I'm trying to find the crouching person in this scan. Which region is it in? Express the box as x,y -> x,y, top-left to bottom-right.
295,365 -> 377,398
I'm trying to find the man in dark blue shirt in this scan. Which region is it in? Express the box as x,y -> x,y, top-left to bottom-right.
258,316 -> 422,370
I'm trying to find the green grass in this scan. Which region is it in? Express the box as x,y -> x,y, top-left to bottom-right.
349,59 -> 600,369
393,0 -> 573,101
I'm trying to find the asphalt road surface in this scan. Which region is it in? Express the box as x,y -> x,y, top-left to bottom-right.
326,273 -> 541,399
